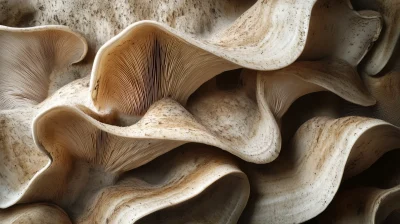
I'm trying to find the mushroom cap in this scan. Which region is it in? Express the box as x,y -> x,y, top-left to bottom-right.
320,186 -> 400,224
300,0 -> 382,67
89,0 -> 318,115
0,25 -> 87,109
0,203 -> 72,224
352,0 -> 400,75
0,1 -> 395,223
363,43 -> 400,126
319,149 -> 400,223
0,25 -> 88,208
240,116 -> 400,224
74,145 -> 249,224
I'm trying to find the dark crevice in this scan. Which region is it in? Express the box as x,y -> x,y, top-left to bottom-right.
216,68 -> 243,90
142,35 -> 164,115
384,209 -> 400,224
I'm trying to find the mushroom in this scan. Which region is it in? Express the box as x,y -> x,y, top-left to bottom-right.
73,145 -> 249,224
300,0 -> 382,67
25,87 -> 257,219
256,59 -> 375,119
0,78 -> 94,209
88,0 -> 381,133
12,129 -> 249,223
318,186 -> 400,224
89,0 -> 318,117
0,203 -> 71,224
0,25 -> 87,109
4,10 -> 377,209
0,1 -> 397,223
318,149 -> 400,223
32,59 -> 375,189
352,0 -> 400,75
0,25 -> 87,208
186,60 -> 374,163
362,43 -> 400,126
240,116 -> 400,224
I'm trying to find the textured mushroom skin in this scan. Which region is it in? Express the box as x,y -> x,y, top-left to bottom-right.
0,203 -> 72,224
0,0 -> 255,50
0,78 -> 92,208
73,146 -> 250,224
0,25 -> 88,208
352,0 -> 400,75
241,116 -> 400,224
2,0 -> 400,223
0,25 -> 87,110
319,186 -> 400,224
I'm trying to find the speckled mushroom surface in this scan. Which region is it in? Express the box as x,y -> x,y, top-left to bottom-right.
0,0 -> 400,223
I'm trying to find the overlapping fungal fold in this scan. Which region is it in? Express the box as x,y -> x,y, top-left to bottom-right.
363,48 -> 400,126
320,150 -> 400,223
90,24 -> 238,116
0,108 -> 48,208
90,0 -> 319,116
0,78 -> 94,208
319,186 -> 400,224
75,146 -> 249,224
0,0 -> 399,223
0,203 -> 71,224
352,0 -> 400,75
300,0 -> 382,66
257,59 -> 375,119
0,26 -> 88,209
0,26 -> 87,109
34,60 -> 376,173
240,116 -> 400,224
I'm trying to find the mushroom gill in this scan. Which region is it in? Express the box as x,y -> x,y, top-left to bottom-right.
0,203 -> 72,224
89,0 -> 382,121
33,93 -> 271,171
0,25 -> 87,109
0,77 -> 95,209
240,116 -> 400,224
0,26 -> 88,209
0,0 -> 399,223
89,0 -> 318,116
90,23 -> 239,116
34,58 -> 376,176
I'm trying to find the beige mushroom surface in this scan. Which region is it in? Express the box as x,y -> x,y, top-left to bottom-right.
240,116 -> 400,224
319,186 -> 400,224
300,0 -> 382,67
88,0 -> 323,118
0,25 -> 88,208
352,0 -> 400,75
0,203 -> 72,224
318,149 -> 400,223
74,145 -> 249,224
1,0 -> 400,223
363,43 -> 400,126
0,25 -> 87,109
